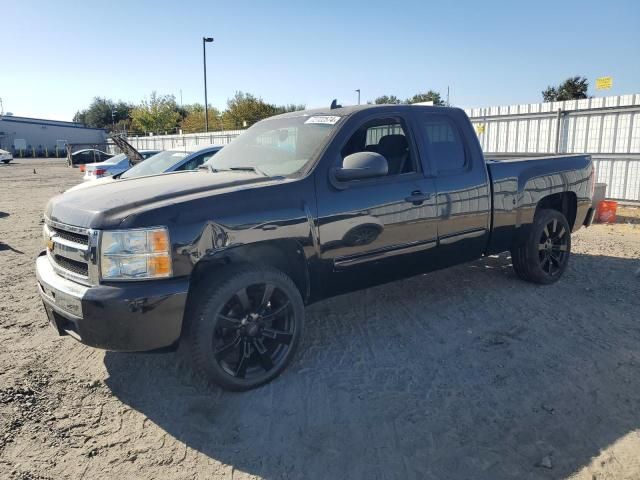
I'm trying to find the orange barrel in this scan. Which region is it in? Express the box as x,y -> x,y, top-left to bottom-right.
596,200 -> 618,223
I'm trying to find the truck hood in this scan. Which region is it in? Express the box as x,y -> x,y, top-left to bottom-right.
46,170 -> 277,229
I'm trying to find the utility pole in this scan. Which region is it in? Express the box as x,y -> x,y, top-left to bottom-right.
355,89 -> 361,105
202,36 -> 214,132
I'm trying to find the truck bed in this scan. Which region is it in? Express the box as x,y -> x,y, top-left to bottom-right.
484,153 -> 593,255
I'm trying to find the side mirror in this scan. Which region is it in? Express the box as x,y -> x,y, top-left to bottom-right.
334,152 -> 388,182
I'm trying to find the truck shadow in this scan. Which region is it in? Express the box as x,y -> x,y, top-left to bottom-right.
104,252 -> 640,479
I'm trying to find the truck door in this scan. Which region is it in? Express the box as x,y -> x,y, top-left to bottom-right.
315,112 -> 439,295
413,111 -> 491,264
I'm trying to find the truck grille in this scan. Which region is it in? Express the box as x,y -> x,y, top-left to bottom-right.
53,255 -> 89,277
44,219 -> 94,285
49,226 -> 89,246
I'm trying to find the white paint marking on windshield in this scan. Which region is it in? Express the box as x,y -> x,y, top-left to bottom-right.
304,116 -> 341,125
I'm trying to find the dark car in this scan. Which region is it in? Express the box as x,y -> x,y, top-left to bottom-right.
68,149 -> 112,167
37,104 -> 595,391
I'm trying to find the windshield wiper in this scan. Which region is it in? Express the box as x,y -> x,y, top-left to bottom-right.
203,165 -> 270,177
224,166 -> 269,177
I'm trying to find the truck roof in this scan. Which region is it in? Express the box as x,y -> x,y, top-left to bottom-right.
271,103 -> 460,121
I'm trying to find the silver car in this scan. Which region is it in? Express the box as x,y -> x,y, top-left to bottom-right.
68,145 -> 223,192
82,150 -> 160,181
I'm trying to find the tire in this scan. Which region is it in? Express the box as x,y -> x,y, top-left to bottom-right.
182,264 -> 305,391
511,209 -> 571,284
1,160 -> 10,164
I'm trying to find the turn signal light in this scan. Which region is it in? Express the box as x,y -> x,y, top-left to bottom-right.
150,230 -> 169,252
148,254 -> 172,276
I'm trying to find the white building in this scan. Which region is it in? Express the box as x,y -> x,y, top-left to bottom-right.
0,115 -> 106,157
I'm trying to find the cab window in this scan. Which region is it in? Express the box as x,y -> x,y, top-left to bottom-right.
341,117 -> 416,176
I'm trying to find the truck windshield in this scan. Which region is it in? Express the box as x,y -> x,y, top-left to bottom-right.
204,115 -> 340,177
121,151 -> 188,179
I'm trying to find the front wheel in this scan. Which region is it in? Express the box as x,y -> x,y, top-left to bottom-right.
182,265 -> 305,391
511,209 -> 571,284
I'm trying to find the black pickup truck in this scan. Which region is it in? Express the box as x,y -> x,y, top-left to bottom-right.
36,104 -> 595,391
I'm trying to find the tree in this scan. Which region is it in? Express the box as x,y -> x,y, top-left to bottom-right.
180,103 -> 223,133
374,95 -> 402,105
72,97 -> 132,131
130,92 -> 182,134
368,91 -> 445,106
274,104 -> 306,114
542,76 -> 589,102
406,90 -> 444,106
221,92 -> 280,129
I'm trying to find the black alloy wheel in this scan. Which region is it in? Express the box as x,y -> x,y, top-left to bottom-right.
511,209 -> 572,284
212,282 -> 295,381
537,217 -> 569,276
183,265 -> 304,391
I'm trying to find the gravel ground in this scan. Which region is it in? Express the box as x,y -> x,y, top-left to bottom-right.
1,158 -> 640,480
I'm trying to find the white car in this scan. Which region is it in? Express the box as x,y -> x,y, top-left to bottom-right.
0,149 -> 13,164
82,150 -> 160,181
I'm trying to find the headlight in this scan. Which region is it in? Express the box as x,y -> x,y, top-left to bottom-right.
100,227 -> 172,280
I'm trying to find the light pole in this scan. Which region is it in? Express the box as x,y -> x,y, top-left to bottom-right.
355,89 -> 361,105
202,36 -> 214,132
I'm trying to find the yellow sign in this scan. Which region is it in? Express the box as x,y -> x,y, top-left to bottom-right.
596,76 -> 613,90
475,124 -> 485,135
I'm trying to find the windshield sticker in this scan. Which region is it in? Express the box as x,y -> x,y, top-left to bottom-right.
304,115 -> 341,125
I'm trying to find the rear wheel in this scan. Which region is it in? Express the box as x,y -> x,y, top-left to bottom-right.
182,265 -> 305,391
511,209 -> 571,284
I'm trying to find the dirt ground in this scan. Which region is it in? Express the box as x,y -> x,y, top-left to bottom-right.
1,159 -> 640,480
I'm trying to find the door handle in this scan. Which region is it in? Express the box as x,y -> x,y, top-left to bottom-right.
405,190 -> 431,205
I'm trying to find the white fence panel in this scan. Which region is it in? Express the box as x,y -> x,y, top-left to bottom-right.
468,93 -> 640,201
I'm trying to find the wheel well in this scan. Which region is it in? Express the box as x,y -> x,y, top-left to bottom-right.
536,192 -> 577,229
189,240 -> 310,303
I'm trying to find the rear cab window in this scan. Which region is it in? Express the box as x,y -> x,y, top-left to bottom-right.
415,114 -> 468,174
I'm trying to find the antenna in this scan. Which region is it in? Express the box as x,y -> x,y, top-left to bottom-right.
330,99 -> 342,110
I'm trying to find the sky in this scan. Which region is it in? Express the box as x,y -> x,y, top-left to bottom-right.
1,0 -> 639,121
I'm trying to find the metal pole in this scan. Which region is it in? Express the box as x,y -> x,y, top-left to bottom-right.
554,108 -> 563,153
203,38 -> 209,133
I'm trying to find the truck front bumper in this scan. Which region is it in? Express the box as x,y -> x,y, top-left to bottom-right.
36,254 -> 189,351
